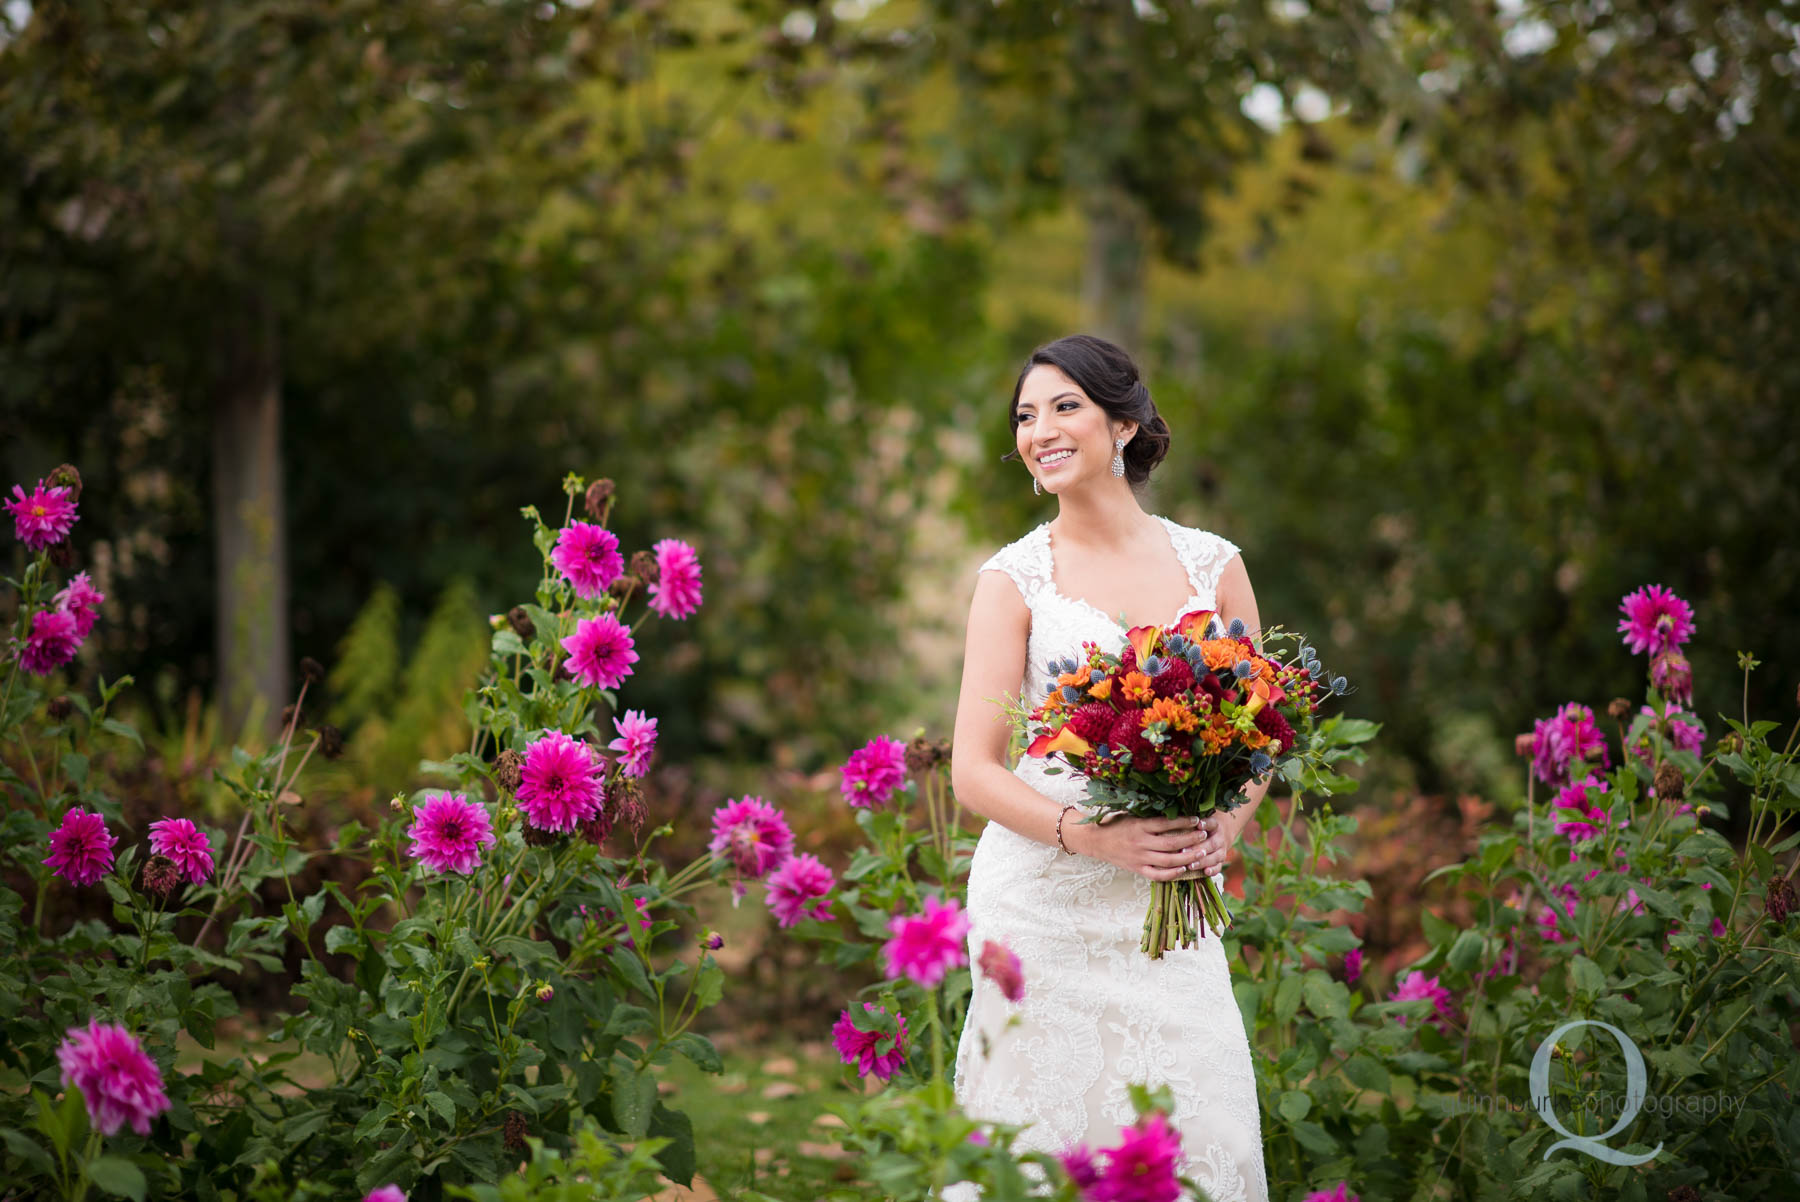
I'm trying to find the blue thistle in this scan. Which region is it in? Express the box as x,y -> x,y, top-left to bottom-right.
1061,685 -> 1082,703
1045,660 -> 1060,676
1331,675 -> 1348,695
1090,668 -> 1105,684
1232,660 -> 1255,679
1166,634 -> 1187,653
1228,618 -> 1246,638
1144,655 -> 1164,675
1250,751 -> 1272,775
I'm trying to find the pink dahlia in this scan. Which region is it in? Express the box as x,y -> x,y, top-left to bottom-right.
882,895 -> 971,988
646,538 -> 703,620
54,572 -> 105,638
406,792 -> 496,874
517,731 -> 605,833
1061,1145 -> 1102,1190
840,735 -> 909,809
1551,775 -> 1611,843
608,709 -> 658,778
1303,1185 -> 1361,1202
147,817 -> 216,885
1343,947 -> 1363,986
708,796 -> 794,879
6,479 -> 78,550
1092,1111 -> 1184,1202
1530,703 -> 1608,787
43,807 -> 116,886
551,521 -> 624,599
1537,883 -> 1580,943
832,1001 -> 909,1081
561,612 -> 638,690
18,607 -> 82,676
977,939 -> 1025,1003
57,1019 -> 170,1136
766,852 -> 835,927
1389,971 -> 1455,1030
1650,649 -> 1693,706
1638,703 -> 1706,757
1618,584 -> 1695,656
364,1188 -> 407,1202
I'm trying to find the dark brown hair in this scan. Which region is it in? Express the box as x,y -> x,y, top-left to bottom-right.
1004,334 -> 1171,485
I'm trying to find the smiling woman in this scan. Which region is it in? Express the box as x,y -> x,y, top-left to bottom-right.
947,334 -> 1270,1202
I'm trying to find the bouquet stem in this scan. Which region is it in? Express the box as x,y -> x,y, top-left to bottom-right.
1141,875 -> 1233,959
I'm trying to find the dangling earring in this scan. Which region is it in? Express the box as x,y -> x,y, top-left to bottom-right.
1112,437 -> 1127,478
1033,476 -> 1042,496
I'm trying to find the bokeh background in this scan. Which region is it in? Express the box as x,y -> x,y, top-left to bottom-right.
5,0 -> 1798,997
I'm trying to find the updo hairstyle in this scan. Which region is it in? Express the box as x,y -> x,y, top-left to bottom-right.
1005,334 -> 1172,486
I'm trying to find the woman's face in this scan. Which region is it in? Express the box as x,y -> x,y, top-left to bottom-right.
1013,365 -> 1134,495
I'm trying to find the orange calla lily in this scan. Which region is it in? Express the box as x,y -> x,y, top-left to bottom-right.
1241,676 -> 1287,717
1174,609 -> 1217,641
1027,726 -> 1092,758
1125,623 -> 1163,664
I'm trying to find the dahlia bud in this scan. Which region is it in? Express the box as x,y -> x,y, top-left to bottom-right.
495,749 -> 524,794
701,929 -> 724,950
141,855 -> 181,900
522,822 -> 559,847
535,983 -> 555,1002
1606,697 -> 1632,720
1695,804 -> 1711,819
389,795 -> 405,812
1765,876 -> 1798,925
299,656 -> 326,685
1653,761 -> 1685,802
1651,650 -> 1693,705
47,463 -> 82,501
503,1110 -> 529,1153
46,695 -> 73,721
507,606 -> 536,641
316,724 -> 344,759
1721,732 -> 1744,754
629,550 -> 659,585
584,478 -> 615,518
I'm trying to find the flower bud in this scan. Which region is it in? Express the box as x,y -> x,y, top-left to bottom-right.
905,735 -> 939,774
629,549 -> 659,585
1765,876 -> 1798,925
535,983 -> 555,1002
608,573 -> 638,600
317,724 -> 344,759
577,811 -> 613,847
473,957 -> 490,971
47,463 -> 83,501
584,478 -> 615,517
141,855 -> 181,900
1606,697 -> 1631,720
390,795 -> 405,812
701,929 -> 724,950
46,695 -> 73,721
496,749 -> 524,794
1653,761 -> 1685,802
507,606 -> 536,641
299,656 -> 326,685
1695,804 -> 1711,819
1651,650 -> 1693,705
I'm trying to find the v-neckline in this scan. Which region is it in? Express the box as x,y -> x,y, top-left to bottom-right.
1040,516 -> 1204,634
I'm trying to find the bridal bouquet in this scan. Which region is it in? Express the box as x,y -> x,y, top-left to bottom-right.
1017,608 -> 1348,958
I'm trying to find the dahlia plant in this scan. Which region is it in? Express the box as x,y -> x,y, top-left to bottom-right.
0,469 -> 753,1199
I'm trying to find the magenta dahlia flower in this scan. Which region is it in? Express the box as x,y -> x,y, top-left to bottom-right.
1343,948 -> 1363,986
57,1019 -> 170,1136
1650,648 -> 1693,705
882,895 -> 971,988
708,796 -> 794,878
517,731 -> 605,833
363,1188 -> 407,1202
6,479 -> 78,550
840,735 -> 909,809
406,792 -> 496,874
1060,1145 -> 1102,1190
1537,883 -> 1580,943
43,807 -> 116,886
551,521 -> 624,599
1530,703 -> 1609,787
147,817 -> 216,885
608,709 -> 658,778
1551,775 -> 1611,842
1636,703 -> 1706,758
18,607 -> 82,676
832,1002 -> 908,1081
1090,1111 -> 1184,1202
561,613 -> 638,690
54,571 -> 105,638
646,538 -> 703,620
1618,583 -> 1695,656
766,852 -> 835,927
1303,1185 -> 1361,1202
977,938 -> 1025,1003
1389,971 -> 1456,1030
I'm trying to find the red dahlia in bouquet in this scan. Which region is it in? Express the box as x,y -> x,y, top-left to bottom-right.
1016,608 -> 1349,958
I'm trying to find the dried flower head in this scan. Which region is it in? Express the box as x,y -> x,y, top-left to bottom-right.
1765,876 -> 1798,926
1606,697 -> 1632,720
614,775 -> 647,832
521,822 -> 560,847
299,656 -> 326,685
317,724 -> 344,759
503,1110 -> 530,1152
583,478 -> 615,517
47,463 -> 83,501
1653,761 -> 1686,803
46,695 -> 74,721
507,606 -> 536,640
629,549 -> 659,585
280,703 -> 300,730
495,749 -> 525,793
141,855 -> 182,900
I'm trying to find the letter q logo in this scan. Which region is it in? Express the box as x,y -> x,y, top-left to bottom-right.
1529,1019 -> 1663,1165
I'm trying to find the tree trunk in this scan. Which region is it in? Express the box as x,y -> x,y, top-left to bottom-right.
1080,178 -> 1147,352
213,292 -> 289,736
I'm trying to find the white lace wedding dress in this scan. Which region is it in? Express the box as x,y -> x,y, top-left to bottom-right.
946,516 -> 1268,1202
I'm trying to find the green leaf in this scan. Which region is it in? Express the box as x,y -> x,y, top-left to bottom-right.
424,1090 -> 456,1129
1447,930 -> 1485,974
1272,972 -> 1304,1024
1343,1055 -> 1390,1093
324,925 -> 362,955
86,1157 -> 146,1201
611,1060 -> 656,1139
649,1102 -> 696,1186
1301,973 -> 1349,1021
1569,955 -> 1605,998
100,719 -> 144,751
1276,1090 -> 1312,1123
670,1033 -> 721,1075
0,1127 -> 57,1177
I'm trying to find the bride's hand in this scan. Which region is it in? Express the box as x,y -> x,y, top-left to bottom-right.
1069,813 -> 1230,881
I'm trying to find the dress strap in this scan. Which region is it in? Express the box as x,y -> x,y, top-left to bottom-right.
978,523 -> 1054,607
1160,517 -> 1241,607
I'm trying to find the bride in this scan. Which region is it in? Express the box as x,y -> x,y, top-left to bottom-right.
946,334 -> 1270,1202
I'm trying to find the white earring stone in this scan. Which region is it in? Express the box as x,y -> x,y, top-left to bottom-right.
1112,437 -> 1127,478
1033,476 -> 1042,496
